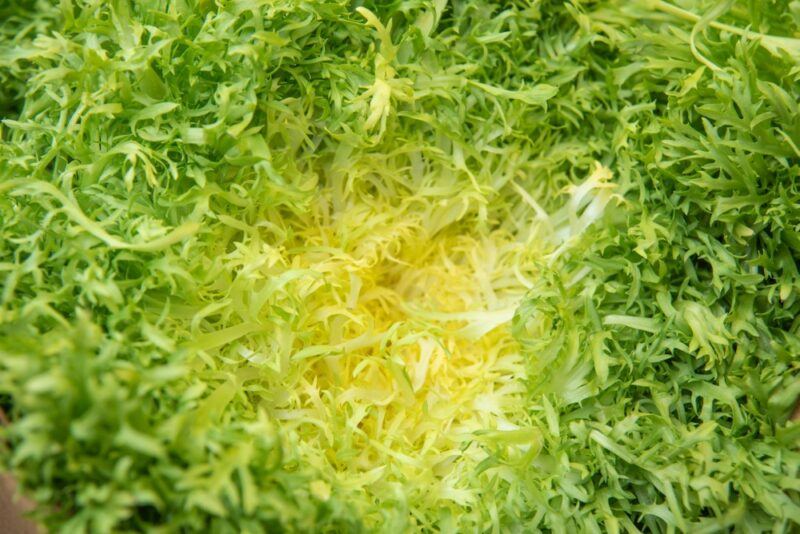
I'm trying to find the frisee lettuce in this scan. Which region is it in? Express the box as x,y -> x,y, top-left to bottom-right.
1,0 -> 799,532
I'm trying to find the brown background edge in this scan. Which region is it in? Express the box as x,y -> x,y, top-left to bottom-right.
1,403 -> 799,532
0,409 -> 37,533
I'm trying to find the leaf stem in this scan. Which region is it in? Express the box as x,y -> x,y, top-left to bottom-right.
650,0 -> 800,56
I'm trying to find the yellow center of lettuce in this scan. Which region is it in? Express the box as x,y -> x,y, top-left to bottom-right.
248,199 -> 540,514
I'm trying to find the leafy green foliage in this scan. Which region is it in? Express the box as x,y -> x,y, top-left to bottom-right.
0,0 -> 799,532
